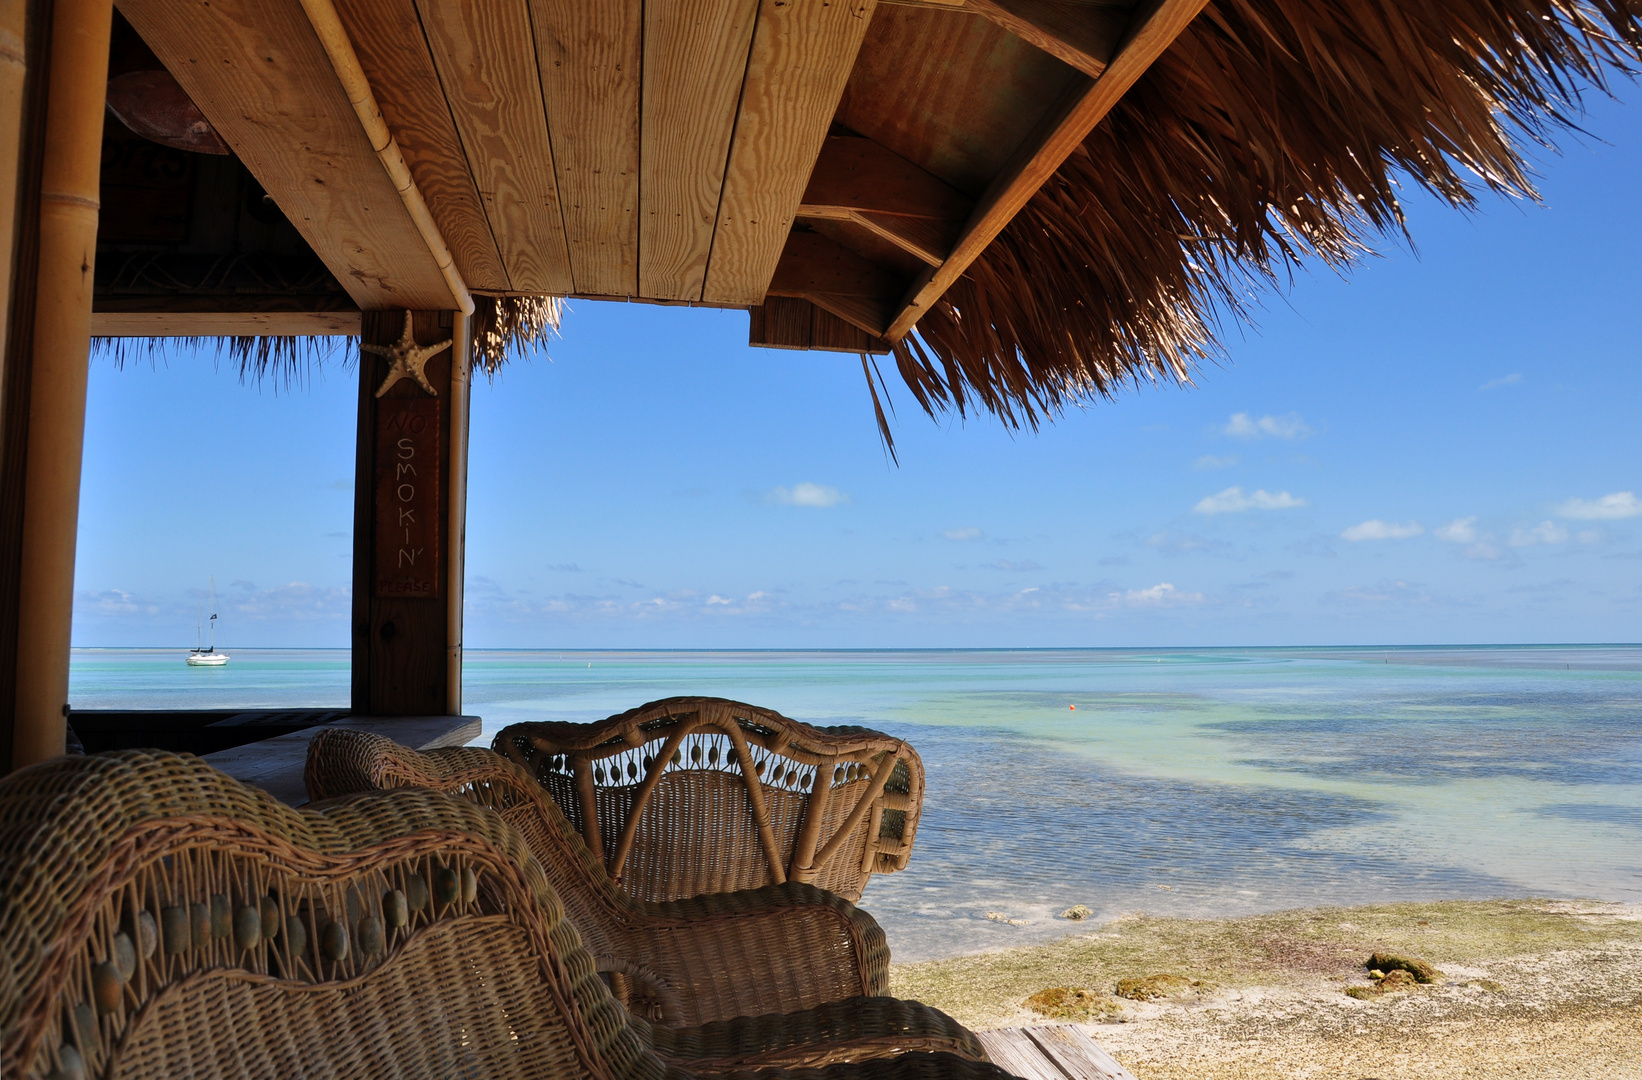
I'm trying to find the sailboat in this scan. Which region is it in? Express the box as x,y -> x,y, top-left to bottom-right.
186,576 -> 230,666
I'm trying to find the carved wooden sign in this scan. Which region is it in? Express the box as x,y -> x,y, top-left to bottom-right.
374,399 -> 440,598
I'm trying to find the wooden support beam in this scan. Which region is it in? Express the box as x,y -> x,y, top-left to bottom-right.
352,310 -> 459,716
884,0 -> 1210,341
91,311 -> 362,337
119,0 -> 455,311
12,0 -> 113,768
701,0 -> 878,306
967,0 -> 1127,77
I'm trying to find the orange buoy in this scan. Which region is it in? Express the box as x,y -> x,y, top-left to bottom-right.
1068,704 -> 1076,710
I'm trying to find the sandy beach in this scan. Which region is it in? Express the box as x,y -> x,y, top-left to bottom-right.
890,899 -> 1642,1079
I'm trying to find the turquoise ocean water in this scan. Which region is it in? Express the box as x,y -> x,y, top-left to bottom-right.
70,646 -> 1642,961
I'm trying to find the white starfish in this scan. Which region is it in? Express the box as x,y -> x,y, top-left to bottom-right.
366,310 -> 451,397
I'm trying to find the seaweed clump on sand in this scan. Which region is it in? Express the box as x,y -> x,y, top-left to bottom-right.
1114,974 -> 1211,1001
1344,953 -> 1444,999
1367,952 -> 1442,983
1025,987 -> 1125,1021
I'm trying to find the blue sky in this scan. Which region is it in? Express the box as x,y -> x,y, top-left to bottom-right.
73,94 -> 1640,649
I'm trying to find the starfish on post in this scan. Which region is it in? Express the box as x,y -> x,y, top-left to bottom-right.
366,310 -> 452,397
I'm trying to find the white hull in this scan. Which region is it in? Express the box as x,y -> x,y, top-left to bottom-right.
186,652 -> 230,667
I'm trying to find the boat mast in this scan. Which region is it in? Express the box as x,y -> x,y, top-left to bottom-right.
208,575 -> 218,653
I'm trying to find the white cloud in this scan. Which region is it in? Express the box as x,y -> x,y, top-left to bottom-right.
1120,582 -> 1206,606
1193,454 -> 1239,470
1556,491 -> 1641,520
1193,486 -> 1306,514
1223,412 -> 1311,440
942,526 -> 982,541
765,482 -> 847,508
1480,373 -> 1523,390
1435,517 -> 1478,543
1511,521 -> 1569,547
1342,519 -> 1424,541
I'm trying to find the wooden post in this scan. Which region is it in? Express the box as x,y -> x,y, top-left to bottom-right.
351,309 -> 463,716
10,0 -> 112,768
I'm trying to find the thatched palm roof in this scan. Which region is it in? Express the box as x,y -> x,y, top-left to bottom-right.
95,0 -> 1639,444
884,0 -> 1639,443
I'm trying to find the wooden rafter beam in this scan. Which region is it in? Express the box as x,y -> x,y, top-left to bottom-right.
797,135 -> 973,266
967,0 -> 1128,78
884,0 -> 1210,341
767,230 -> 906,338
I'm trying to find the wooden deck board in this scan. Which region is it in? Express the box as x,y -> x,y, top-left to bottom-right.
530,0 -> 643,297
334,0 -> 512,293
416,0 -> 575,295
638,0 -> 760,301
977,1026 -> 1136,1080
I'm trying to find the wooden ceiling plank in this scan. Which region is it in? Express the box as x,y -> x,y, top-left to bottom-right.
332,0 -> 510,293
415,0 -> 573,295
638,0 -> 760,301
119,0 -> 454,310
967,0 -> 1128,77
529,0 -> 642,297
885,0 -> 1210,340
701,0 -> 879,307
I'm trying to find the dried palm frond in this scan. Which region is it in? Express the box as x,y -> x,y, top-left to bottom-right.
469,294 -> 564,376
92,333 -> 350,392
885,0 -> 1640,440
94,294 -> 565,387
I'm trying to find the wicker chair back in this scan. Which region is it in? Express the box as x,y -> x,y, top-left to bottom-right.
493,698 -> 924,903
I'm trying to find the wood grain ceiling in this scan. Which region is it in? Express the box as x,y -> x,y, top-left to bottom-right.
114,0 -> 1192,352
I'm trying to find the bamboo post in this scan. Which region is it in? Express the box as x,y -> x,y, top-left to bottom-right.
11,0 -> 112,768
444,312 -> 469,716
0,0 -> 30,372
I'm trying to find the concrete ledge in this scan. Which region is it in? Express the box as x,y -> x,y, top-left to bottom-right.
203,714 -> 482,807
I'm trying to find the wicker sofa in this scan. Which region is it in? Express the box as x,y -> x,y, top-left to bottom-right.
0,750 -> 1008,1080
493,697 -> 924,904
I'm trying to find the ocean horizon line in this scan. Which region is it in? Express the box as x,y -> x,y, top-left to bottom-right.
68,642 -> 1642,653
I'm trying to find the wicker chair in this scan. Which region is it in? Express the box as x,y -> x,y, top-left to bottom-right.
305,728 -> 921,1035
0,750 -> 1007,1080
493,697 -> 924,904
